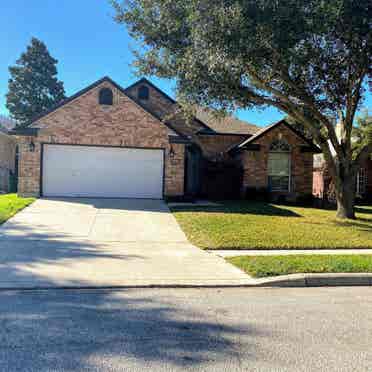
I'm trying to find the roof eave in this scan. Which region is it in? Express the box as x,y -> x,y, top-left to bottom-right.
197,130 -> 253,137
169,135 -> 192,144
9,127 -> 39,136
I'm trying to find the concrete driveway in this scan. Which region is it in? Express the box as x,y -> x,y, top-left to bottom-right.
0,198 -> 250,288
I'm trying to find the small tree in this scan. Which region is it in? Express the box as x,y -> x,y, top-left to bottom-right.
6,37 -> 66,127
113,0 -> 371,219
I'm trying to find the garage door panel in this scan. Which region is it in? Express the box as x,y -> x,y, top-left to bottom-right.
42,145 -> 164,199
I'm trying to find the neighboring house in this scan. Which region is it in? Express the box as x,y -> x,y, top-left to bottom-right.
313,155 -> 372,203
11,76 -> 319,200
0,131 -> 17,193
0,114 -> 17,132
313,123 -> 372,203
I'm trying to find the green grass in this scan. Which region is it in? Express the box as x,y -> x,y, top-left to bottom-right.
170,201 -> 372,249
228,255 -> 372,278
0,193 -> 35,225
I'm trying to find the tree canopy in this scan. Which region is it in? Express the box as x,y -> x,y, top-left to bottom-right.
113,0 -> 371,218
353,109 -> 372,156
6,37 -> 66,127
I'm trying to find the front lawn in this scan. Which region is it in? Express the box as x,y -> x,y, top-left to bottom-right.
171,201 -> 372,249
0,193 -> 35,225
228,255 -> 372,278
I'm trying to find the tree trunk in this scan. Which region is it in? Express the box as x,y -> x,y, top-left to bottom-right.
334,175 -> 356,219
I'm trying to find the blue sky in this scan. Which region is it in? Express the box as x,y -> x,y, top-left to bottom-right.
0,1 -> 370,126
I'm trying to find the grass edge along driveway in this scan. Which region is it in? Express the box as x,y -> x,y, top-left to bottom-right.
228,255 -> 372,278
0,193 -> 35,225
170,202 -> 372,250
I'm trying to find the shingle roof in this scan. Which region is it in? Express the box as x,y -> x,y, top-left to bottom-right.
11,75 -> 258,140
11,76 -> 190,141
195,108 -> 260,135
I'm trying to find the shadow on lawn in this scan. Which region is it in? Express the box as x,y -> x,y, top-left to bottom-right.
333,219 -> 372,233
355,206 -> 372,215
171,201 -> 301,217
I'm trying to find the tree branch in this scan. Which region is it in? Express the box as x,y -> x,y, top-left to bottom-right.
238,81 -> 338,179
248,63 -> 343,157
274,63 -> 343,155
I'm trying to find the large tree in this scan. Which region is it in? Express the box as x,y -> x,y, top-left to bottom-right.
6,37 -> 65,127
113,0 -> 371,219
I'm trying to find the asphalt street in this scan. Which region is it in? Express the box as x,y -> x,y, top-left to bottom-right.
0,287 -> 371,371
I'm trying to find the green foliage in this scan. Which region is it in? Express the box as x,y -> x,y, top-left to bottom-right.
113,0 -> 371,117
0,194 -> 35,225
352,109 -> 372,158
171,201 -> 372,249
6,37 -> 66,127
228,255 -> 372,278
113,0 -> 372,218
284,116 -> 314,140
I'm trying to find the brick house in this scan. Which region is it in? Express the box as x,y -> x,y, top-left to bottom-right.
312,120 -> 372,203
12,76 -> 319,200
313,156 -> 372,203
0,131 -> 16,192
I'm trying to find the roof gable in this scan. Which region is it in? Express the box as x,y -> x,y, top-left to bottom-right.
29,76 -> 114,127
125,77 -> 177,104
231,119 -> 321,153
125,78 -> 215,139
12,76 -> 189,140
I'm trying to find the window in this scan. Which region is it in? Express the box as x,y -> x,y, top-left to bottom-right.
138,85 -> 149,100
268,140 -> 291,192
270,139 -> 291,152
356,168 -> 367,196
99,88 -> 113,105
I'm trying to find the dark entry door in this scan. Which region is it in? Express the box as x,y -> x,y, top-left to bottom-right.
185,145 -> 202,197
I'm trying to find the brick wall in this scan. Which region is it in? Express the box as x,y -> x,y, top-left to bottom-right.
0,133 -> 16,191
126,82 -> 174,120
126,83 -> 204,137
127,81 -> 248,159
237,123 -> 314,198
17,81 -> 184,197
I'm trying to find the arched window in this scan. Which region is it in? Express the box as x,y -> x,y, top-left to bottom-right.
270,139 -> 291,152
268,139 -> 291,191
99,88 -> 113,105
138,85 -> 149,100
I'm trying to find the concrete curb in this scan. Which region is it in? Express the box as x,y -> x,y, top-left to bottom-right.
254,273 -> 372,287
0,273 -> 372,290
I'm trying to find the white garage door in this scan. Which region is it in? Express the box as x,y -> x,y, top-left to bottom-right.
42,144 -> 164,198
